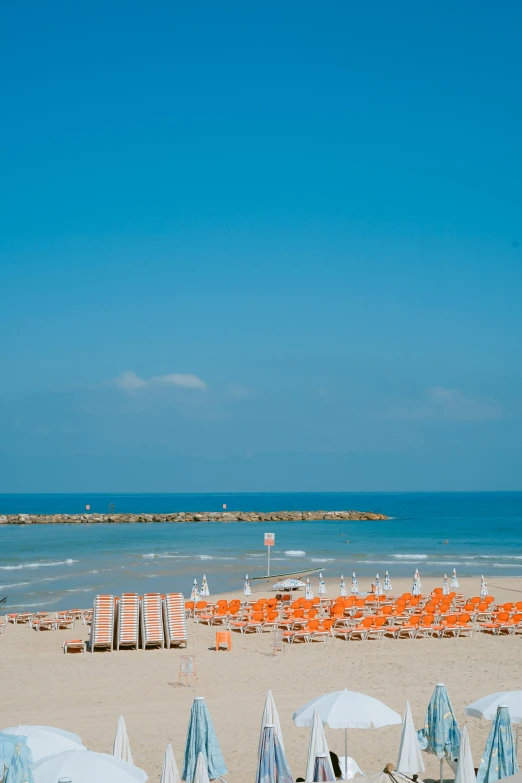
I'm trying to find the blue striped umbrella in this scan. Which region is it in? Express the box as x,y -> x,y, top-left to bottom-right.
256,725 -> 293,783
477,705 -> 519,783
417,683 -> 461,782
183,697 -> 227,782
0,732 -> 34,783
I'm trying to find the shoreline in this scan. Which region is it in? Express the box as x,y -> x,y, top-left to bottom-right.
0,509 -> 389,524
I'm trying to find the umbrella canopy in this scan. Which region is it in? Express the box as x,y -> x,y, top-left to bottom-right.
260,691 -> 285,754
451,569 -> 459,589
244,574 -> 252,596
455,727 -> 476,783
255,725 -> 293,783
193,752 -> 210,783
314,753 -> 335,782
293,689 -> 402,730
190,580 -> 200,602
113,715 -> 133,764
384,572 -> 392,593
443,575 -> 450,596
0,726 -> 86,764
340,576 -> 347,597
160,744 -> 181,783
306,579 -> 314,600
397,702 -> 425,776
0,731 -> 34,783
306,710 -> 334,782
366,762 -> 425,783
318,574 -> 326,595
375,574 -> 383,597
466,692 -> 522,724
32,750 -> 147,783
273,579 -> 306,590
477,706 -> 519,783
183,697 -> 227,783
481,577 -> 489,599
201,575 -> 210,598
351,574 -> 359,595
417,683 -> 460,775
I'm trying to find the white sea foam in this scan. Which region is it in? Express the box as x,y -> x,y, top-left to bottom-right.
357,560 -> 396,565
284,550 -> 306,556
198,555 -> 212,560
492,563 -> 522,568
66,587 -> 91,593
0,559 -> 78,570
142,553 -> 156,558
392,554 -> 428,559
310,558 -> 335,562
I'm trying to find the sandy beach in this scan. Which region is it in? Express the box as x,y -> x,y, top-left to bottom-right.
1,575 -> 522,782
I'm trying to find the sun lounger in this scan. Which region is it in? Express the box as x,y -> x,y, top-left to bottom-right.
116,593 -> 140,650
63,639 -> 87,653
163,593 -> 188,648
141,593 -> 165,649
89,594 -> 115,652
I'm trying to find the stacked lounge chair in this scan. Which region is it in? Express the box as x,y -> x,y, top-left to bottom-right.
89,594 -> 115,652
141,593 -> 165,649
163,593 -> 188,648
116,593 -> 140,650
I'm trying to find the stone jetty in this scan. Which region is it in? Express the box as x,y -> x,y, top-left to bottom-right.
0,510 -> 388,524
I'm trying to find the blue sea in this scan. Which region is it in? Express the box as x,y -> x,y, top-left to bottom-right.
1,492 -> 521,612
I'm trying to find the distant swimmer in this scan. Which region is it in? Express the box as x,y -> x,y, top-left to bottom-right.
443,539 -> 449,544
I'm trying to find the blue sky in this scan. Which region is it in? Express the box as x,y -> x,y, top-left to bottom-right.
1,0 -> 521,492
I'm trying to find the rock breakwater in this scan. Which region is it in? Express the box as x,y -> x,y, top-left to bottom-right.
0,510 -> 388,524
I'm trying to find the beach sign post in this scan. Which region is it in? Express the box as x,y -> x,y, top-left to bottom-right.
264,532 -> 275,576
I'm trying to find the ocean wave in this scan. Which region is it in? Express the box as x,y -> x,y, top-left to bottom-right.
392,554 -> 428,559
310,558 -> 335,562
426,561 -> 459,566
357,560 -> 396,565
0,559 -> 78,571
284,550 -> 306,556
66,587 -> 91,593
0,580 -> 33,589
198,555 -> 213,560
492,564 -> 522,568
476,555 -> 522,560
142,553 -> 156,558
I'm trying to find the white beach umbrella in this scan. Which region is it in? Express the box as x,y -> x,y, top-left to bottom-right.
375,574 -> 383,598
416,569 -> 422,589
318,573 -> 326,595
0,725 -> 86,763
455,727 -> 476,783
443,574 -> 450,596
306,710 -> 334,782
480,576 -> 488,598
340,575 -> 347,597
397,702 -> 425,776
351,573 -> 358,595
412,573 -> 421,597
384,571 -> 392,593
259,690 -> 285,754
33,749 -> 147,783
366,763 -> 425,783
451,569 -> 459,589
306,578 -> 314,600
193,752 -> 210,783
293,689 -> 401,771
466,691 -> 522,724
273,578 -> 306,590
200,575 -> 210,598
113,715 -> 133,764
244,574 -> 252,596
190,579 -> 200,602
161,744 -> 181,783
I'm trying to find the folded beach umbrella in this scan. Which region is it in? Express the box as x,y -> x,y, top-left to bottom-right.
384,571 -> 392,593
397,702 -> 425,776
451,569 -> 459,589
313,753 -> 335,782
0,726 -> 86,764
306,578 -> 314,600
193,752 -> 211,783
32,749 -> 147,783
244,574 -> 252,596
260,690 -> 285,754
416,569 -> 422,589
480,576 -> 489,599
443,575 -> 450,596
340,575 -> 347,597
417,683 -> 460,782
478,706 -> 519,783
183,696 -> 227,783
190,580 -> 200,602
113,715 -> 133,764
293,689 -> 401,768
375,574 -> 383,597
0,731 -> 34,783
201,575 -> 210,598
412,573 -> 421,597
366,762 -> 425,783
160,744 -> 181,783
306,710 -> 334,782
318,573 -> 326,595
351,573 -> 359,595
455,727 -> 476,783
256,724 -> 293,783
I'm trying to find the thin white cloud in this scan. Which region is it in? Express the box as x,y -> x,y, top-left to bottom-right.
113,371 -> 208,393
378,386 -> 502,421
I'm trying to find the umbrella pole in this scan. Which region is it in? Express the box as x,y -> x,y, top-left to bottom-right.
439,757 -> 444,783
345,728 -> 348,780
517,724 -> 519,756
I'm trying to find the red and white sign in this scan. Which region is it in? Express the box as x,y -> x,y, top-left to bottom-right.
264,532 -> 275,547
85,504 -> 90,511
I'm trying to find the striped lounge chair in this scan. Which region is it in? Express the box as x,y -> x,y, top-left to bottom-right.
141,593 -> 165,649
116,593 -> 140,650
89,594 -> 115,652
163,593 -> 188,648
